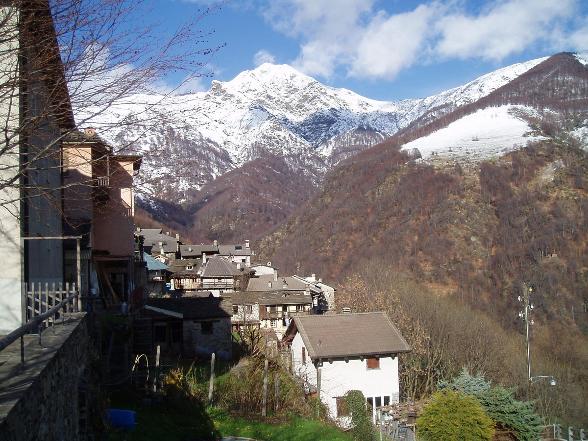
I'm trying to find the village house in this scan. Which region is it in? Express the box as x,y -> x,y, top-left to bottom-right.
0,0 -> 75,332
144,252 -> 171,296
251,262 -> 280,276
231,290 -> 313,337
178,240 -> 252,267
169,258 -> 202,292
200,255 -> 253,296
62,130 -> 143,308
0,1 -> 142,330
247,273 -> 330,314
136,228 -> 181,261
141,296 -> 233,359
283,312 -> 411,426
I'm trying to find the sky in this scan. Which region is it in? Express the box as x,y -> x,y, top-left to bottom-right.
145,0 -> 588,101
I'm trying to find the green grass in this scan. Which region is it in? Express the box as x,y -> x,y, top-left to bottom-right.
211,409 -> 353,441
106,390 -> 352,441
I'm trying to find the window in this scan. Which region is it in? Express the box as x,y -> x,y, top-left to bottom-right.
383,396 -> 390,406
336,397 -> 350,417
375,397 -> 382,408
302,347 -> 306,364
282,305 -> 288,312
296,304 -> 304,311
270,319 -> 277,328
367,397 -> 374,411
186,265 -> 193,270
244,305 -> 253,314
235,245 -> 242,250
201,321 -> 213,335
233,305 -> 239,315
367,357 -> 380,369
269,305 -> 277,313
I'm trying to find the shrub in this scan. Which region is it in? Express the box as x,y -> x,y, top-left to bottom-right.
439,368 -> 491,396
477,387 -> 543,441
345,390 -> 375,441
441,370 -> 543,441
417,390 -> 494,441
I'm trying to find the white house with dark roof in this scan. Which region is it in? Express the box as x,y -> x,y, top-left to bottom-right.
283,312 -> 411,426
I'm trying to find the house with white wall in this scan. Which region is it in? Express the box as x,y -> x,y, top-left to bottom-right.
283,312 -> 411,426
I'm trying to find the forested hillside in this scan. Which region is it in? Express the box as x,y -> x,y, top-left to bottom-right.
258,117 -> 588,424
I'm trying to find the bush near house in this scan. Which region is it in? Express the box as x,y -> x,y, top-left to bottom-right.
417,390 -> 495,441
344,390 -> 375,441
441,369 -> 543,441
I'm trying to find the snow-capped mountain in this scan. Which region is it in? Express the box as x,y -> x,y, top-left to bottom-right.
79,55 -> 549,202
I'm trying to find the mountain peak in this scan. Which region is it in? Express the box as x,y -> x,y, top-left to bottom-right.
225,63 -> 315,92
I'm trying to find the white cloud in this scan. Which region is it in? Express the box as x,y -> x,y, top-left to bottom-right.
351,5 -> 438,79
436,0 -> 577,60
260,0 -> 588,80
253,49 -> 276,66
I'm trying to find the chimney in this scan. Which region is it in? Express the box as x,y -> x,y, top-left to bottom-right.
158,241 -> 163,247
84,127 -> 96,137
213,239 -> 218,247
202,252 -> 207,264
245,240 -> 250,248
311,273 -> 316,281
268,281 -> 272,289
188,247 -> 192,252
175,233 -> 180,240
318,278 -> 322,283
166,231 -> 170,236
136,227 -> 141,232
273,270 -> 278,281
237,262 -> 242,270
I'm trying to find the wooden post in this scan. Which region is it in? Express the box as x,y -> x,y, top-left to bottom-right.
262,358 -> 269,417
44,283 -> 49,329
208,353 -> 216,404
76,238 -> 82,312
274,373 -> 280,413
153,345 -> 160,393
316,365 -> 321,419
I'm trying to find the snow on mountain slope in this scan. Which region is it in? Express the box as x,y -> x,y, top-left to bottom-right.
77,56 -> 549,201
401,105 -> 544,160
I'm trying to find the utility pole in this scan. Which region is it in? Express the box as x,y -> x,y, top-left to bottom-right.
518,283 -> 557,389
518,283 -> 533,383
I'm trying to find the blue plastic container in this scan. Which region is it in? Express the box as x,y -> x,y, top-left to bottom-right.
107,408 -> 136,430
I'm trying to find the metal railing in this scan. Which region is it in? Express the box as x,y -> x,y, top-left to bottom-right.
542,424 -> 587,441
0,285 -> 79,365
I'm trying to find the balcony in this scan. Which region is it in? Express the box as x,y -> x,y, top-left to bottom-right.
95,176 -> 109,187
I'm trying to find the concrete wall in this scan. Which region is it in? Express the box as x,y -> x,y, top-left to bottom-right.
0,6 -> 22,333
0,314 -> 93,441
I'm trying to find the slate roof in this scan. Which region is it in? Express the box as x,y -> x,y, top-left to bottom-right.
201,257 -> 243,278
287,312 -> 411,360
231,291 -> 313,306
145,296 -> 232,319
218,244 -> 252,256
180,244 -> 219,258
168,258 -> 202,277
139,230 -> 179,253
143,252 -> 169,272
247,275 -> 318,292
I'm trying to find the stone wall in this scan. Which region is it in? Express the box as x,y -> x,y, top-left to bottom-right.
183,318 -> 232,359
0,314 -> 93,441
